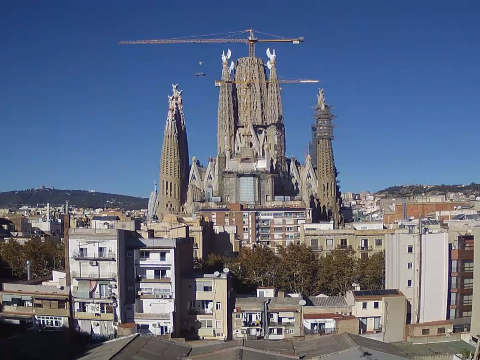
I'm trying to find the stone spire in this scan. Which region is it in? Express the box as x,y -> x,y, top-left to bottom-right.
265,48 -> 286,170
172,84 -> 189,204
157,95 -> 182,219
312,89 -> 342,226
217,49 -> 236,155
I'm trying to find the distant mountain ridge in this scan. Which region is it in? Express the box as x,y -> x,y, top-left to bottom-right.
375,183 -> 480,198
0,188 -> 148,210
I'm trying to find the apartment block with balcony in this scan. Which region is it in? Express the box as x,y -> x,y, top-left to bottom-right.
129,236 -> 193,337
232,289 -> 303,341
200,203 -> 311,252
0,273 -> 70,330
68,228 -> 131,339
301,225 -> 388,258
346,289 -> 407,343
448,234 -> 474,319
180,272 -> 232,340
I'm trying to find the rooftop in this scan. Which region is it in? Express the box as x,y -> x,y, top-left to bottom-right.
353,289 -> 402,298
308,296 -> 347,307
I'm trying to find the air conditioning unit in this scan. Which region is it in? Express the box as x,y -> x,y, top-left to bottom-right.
93,322 -> 100,327
233,309 -> 238,313
137,291 -> 143,296
152,323 -> 158,328
89,261 -> 98,266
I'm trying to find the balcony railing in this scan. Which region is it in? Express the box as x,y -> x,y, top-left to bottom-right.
72,291 -> 113,300
134,312 -> 170,320
336,244 -> 351,250
72,250 -> 116,260
137,275 -> 171,282
303,327 -> 336,335
71,271 -> 117,280
74,311 -> 114,320
1,305 -> 69,317
188,308 -> 213,315
311,245 -> 323,251
358,246 -> 373,252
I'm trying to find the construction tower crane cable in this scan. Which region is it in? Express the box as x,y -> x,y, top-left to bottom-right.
119,29 -> 305,57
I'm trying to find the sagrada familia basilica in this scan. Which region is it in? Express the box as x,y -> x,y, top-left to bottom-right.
149,48 -> 344,227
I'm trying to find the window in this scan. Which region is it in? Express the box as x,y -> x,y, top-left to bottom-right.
374,302 -> 379,309
462,294 -> 473,305
160,251 -> 167,261
99,247 -> 107,257
463,277 -> 473,289
362,302 -> 367,309
437,327 -> 445,334
286,329 -> 294,334
422,329 -> 430,335
408,262 -> 413,269
375,239 -> 382,246
407,280 -> 412,287
462,311 -> 472,317
200,319 -> 213,328
463,261 -> 474,272
326,239 -> 333,247
216,302 -> 221,310
216,320 -> 222,329
235,313 -> 241,319
341,238 -> 348,247
79,247 -> 88,257
243,227 -> 248,232
311,238 -> 318,248
196,281 -> 213,292
140,250 -> 150,259
407,245 -> 413,253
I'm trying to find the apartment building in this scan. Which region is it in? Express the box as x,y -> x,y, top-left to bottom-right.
128,236 -> 193,336
385,231 -> 449,324
200,203 -> 311,252
181,272 -> 232,340
0,271 -> 70,330
448,234 -> 474,319
300,224 -> 388,258
302,296 -> 357,336
346,289 -> 407,343
232,289 -> 303,340
471,226 -> 480,348
68,228 -> 131,339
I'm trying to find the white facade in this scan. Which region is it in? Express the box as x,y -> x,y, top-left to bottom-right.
69,228 -> 124,339
134,239 -> 178,336
386,232 -> 448,324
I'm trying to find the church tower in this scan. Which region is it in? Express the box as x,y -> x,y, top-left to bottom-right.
313,89 -> 342,226
157,87 -> 189,219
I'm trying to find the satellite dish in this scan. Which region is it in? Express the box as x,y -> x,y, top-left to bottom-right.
223,268 -> 230,274
299,299 -> 306,306
214,271 -> 220,277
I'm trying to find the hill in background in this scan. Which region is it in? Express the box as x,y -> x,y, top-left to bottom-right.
0,188 -> 148,210
375,183 -> 480,198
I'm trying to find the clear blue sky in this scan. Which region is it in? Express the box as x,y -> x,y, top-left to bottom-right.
1,0 -> 479,197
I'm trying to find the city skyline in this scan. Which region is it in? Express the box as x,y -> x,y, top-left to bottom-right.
1,0 -> 480,197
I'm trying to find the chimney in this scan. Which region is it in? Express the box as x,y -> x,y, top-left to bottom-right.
147,229 -> 155,238
46,203 -> 50,222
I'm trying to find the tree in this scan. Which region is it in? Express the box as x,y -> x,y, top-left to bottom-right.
357,251 -> 385,290
229,247 -> 280,288
318,248 -> 357,296
277,244 -> 321,296
0,241 -> 26,277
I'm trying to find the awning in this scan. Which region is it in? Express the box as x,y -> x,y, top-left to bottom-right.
2,294 -> 12,302
21,296 -> 32,301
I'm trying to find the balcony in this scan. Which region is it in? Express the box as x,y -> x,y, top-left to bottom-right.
311,245 -> 323,251
72,250 -> 116,261
137,291 -> 172,299
72,291 -> 114,300
188,308 -> 213,315
304,327 -> 336,336
71,271 -> 117,281
75,311 -> 114,320
136,275 -> 171,283
134,312 -> 170,320
336,245 -> 351,250
1,305 -> 69,317
358,246 -> 373,252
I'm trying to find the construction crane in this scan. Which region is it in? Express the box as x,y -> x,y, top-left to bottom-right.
119,29 -> 305,57
214,79 -> 319,87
